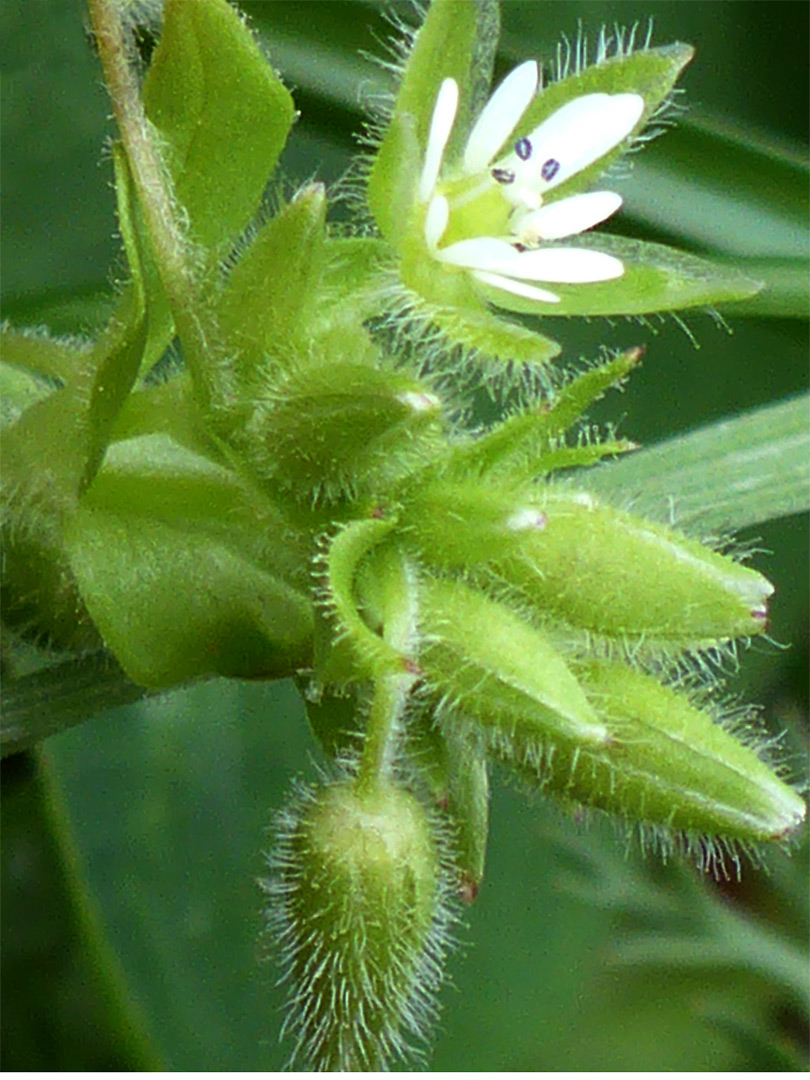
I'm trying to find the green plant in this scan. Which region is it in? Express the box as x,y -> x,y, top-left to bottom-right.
2,0 -> 808,1071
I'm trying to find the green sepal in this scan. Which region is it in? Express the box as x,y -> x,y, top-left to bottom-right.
315,518 -> 409,687
367,0 -> 499,242
539,348 -> 643,435
242,364 -> 443,501
519,438 -> 638,480
408,711 -> 490,901
425,303 -> 561,372
319,236 -> 391,323
476,234 -> 762,318
143,0 -> 295,254
510,43 -> 695,204
444,348 -> 641,479
531,660 -> 807,847
503,489 -> 774,648
419,576 -> 607,749
213,184 -> 327,389
64,435 -> 313,687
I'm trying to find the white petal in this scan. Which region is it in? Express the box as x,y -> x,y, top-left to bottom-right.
510,247 -> 624,283
463,60 -> 539,174
436,236 -> 526,272
515,190 -> 623,242
424,194 -> 450,249
419,78 -> 460,202
496,92 -> 644,207
472,269 -> 561,303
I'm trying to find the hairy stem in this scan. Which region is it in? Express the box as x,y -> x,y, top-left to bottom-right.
86,0 -> 210,408
357,551 -> 419,790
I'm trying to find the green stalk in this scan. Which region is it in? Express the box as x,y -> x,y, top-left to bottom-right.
85,0 -> 210,410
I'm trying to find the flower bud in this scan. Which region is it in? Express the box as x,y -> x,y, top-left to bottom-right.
419,577 -> 608,751
263,778 -> 451,1071
501,490 -> 773,649
499,659 -> 806,861
244,364 -> 442,501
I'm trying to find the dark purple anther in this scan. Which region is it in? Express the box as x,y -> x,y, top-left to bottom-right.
491,167 -> 515,184
541,158 -> 560,182
515,136 -> 532,161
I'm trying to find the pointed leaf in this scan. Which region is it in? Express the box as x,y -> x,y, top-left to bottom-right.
143,0 -> 295,253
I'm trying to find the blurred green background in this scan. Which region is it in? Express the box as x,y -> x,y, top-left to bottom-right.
2,0 -> 808,1071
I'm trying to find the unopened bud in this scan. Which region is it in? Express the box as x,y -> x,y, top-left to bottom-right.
503,490 -> 774,649
500,659 -> 806,863
263,778 -> 452,1070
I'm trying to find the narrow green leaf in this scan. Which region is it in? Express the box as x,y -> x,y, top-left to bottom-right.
621,119 -> 810,263
715,258 -> 809,319
1,655 -> 149,758
143,0 -> 295,253
581,394 -> 810,532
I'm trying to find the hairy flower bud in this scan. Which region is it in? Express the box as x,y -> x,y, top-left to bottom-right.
500,490 -> 773,649
498,659 -> 805,866
263,777 -> 452,1071
243,364 -> 442,501
419,577 -> 607,750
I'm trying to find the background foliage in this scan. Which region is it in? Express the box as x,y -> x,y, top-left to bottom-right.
2,0 -> 808,1070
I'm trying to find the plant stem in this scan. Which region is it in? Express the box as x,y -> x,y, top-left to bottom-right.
85,0 -> 210,409
357,671 -> 414,790
356,551 -> 419,791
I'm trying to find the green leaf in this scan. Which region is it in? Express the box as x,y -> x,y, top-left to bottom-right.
475,233 -> 761,317
143,0 -> 295,254
715,258 -> 810,319
581,394 -> 810,532
0,325 -> 91,383
64,435 -> 313,687
0,357 -> 57,428
621,118 -> 810,263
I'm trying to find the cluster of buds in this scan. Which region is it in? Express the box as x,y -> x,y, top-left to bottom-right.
2,0 -> 804,1071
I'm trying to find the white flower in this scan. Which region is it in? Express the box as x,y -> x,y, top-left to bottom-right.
419,62 -> 644,303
